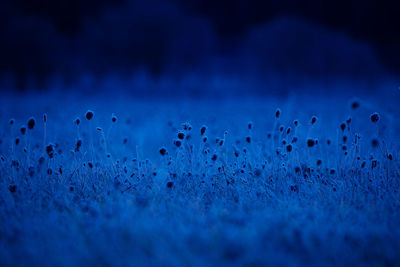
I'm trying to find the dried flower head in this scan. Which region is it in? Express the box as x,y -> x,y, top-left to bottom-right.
8,184 -> 17,193
307,139 -> 315,147
275,109 -> 281,119
177,132 -> 185,140
200,125 -> 207,136
20,126 -> 26,135
159,147 -> 167,156
174,140 -> 182,147
286,144 -> 293,152
370,112 -> 379,123
371,138 -> 379,147
85,110 -> 94,120
311,116 -> 317,125
111,113 -> 118,123
46,144 -> 55,158
351,100 -> 360,109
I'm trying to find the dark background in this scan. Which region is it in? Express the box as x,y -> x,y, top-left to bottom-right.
1,0 -> 399,92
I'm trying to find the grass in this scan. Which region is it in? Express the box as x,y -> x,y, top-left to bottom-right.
0,92 -> 399,266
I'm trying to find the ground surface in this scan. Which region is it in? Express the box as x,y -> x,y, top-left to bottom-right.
0,91 -> 399,266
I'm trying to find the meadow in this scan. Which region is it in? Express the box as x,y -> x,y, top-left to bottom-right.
0,90 -> 399,266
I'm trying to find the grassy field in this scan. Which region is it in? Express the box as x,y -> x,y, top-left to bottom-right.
1,92 -> 399,266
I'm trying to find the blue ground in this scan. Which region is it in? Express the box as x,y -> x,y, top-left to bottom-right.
0,89 -> 399,266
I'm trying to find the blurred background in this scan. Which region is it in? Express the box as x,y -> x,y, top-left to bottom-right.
0,0 -> 399,96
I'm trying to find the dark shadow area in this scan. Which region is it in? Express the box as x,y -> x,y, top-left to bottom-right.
0,0 -> 399,95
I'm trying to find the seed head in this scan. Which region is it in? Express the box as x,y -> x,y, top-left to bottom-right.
311,116 -> 317,125
46,144 -> 55,158
177,132 -> 185,140
275,109 -> 281,119
111,113 -> 117,123
307,139 -> 315,147
85,110 -> 94,120
351,100 -> 360,109
159,147 -> 167,156
290,185 -> 298,192
371,138 -> 379,147
27,117 -> 35,130
182,122 -> 192,131
286,144 -> 292,152
174,139 -> 182,147
200,125 -> 207,135
43,113 -> 47,123
370,112 -> 379,123
20,126 -> 26,135
75,139 -> 82,152
8,184 -> 17,193
167,181 -> 173,188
